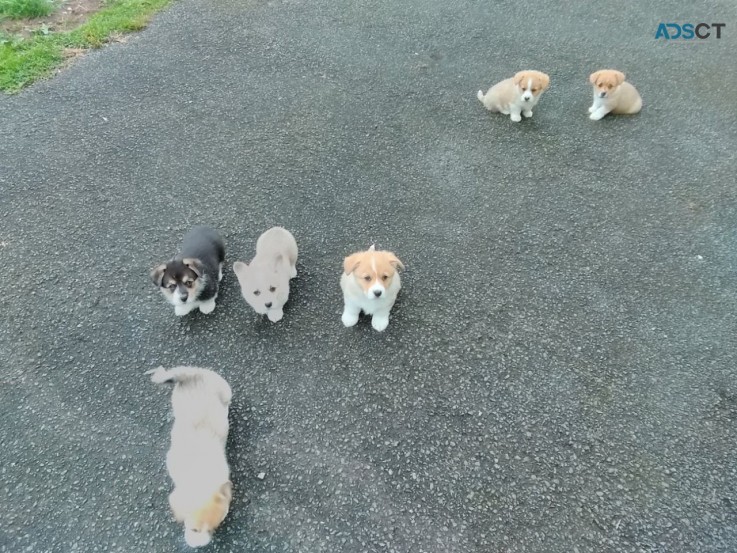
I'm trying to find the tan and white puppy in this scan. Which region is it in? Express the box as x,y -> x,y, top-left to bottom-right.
477,70 -> 550,122
588,70 -> 642,120
148,365 -> 233,548
341,245 -> 404,332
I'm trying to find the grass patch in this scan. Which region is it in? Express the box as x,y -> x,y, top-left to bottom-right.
0,0 -> 55,20
0,0 -> 173,92
65,0 -> 171,47
0,36 -> 61,89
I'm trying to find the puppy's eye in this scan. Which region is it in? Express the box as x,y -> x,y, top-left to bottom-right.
269,286 -> 276,292
184,281 -> 193,288
363,276 -> 371,281
168,283 -> 176,290
253,290 -> 260,296
382,275 -> 389,281
531,88 -> 538,93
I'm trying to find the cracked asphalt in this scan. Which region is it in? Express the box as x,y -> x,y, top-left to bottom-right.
1,0 -> 736,551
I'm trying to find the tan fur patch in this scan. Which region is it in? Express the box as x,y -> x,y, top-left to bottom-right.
589,69 -> 626,93
343,248 -> 404,293
189,481 -> 232,533
513,70 -> 550,95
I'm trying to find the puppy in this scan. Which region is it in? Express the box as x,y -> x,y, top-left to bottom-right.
148,365 -> 233,548
151,226 -> 225,316
477,70 -> 550,122
588,69 -> 642,120
341,245 -> 404,332
233,227 -> 298,323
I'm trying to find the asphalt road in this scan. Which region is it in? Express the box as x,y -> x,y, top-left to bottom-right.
1,0 -> 736,551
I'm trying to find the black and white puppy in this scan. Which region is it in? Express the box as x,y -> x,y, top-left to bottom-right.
151,226 -> 225,316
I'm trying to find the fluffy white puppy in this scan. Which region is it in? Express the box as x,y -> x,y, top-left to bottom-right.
148,365 -> 233,548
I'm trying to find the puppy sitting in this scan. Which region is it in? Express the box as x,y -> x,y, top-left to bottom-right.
341,245 -> 404,332
233,227 -> 298,323
588,69 -> 642,120
477,70 -> 550,122
151,226 -> 225,316
148,365 -> 233,548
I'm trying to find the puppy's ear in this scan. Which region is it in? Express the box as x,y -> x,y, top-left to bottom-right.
343,253 -> 362,275
589,71 -> 601,85
513,72 -> 526,87
387,253 -> 405,271
182,258 -> 203,277
613,70 -> 626,85
217,481 -> 233,503
539,73 -> 550,90
151,264 -> 166,286
233,261 -> 249,279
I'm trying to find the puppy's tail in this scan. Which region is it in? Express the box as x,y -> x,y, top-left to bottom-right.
147,365 -> 206,385
147,366 -> 232,404
477,89 -> 485,102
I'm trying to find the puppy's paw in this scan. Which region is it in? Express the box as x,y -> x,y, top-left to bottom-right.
184,528 -> 212,548
342,310 -> 359,327
522,110 -> 533,118
588,106 -> 596,113
589,111 -> 606,121
174,305 -> 191,316
290,266 -> 297,279
371,315 -> 389,332
267,309 -> 284,322
510,113 -> 522,122
199,300 -> 216,314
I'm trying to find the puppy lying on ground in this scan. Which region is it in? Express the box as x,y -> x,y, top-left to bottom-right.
151,226 -> 225,316
233,226 -> 298,323
477,70 -> 550,122
588,69 -> 642,120
341,245 -> 404,332
148,365 -> 233,548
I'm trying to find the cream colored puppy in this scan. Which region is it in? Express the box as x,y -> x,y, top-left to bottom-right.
588,70 -> 642,120
148,365 -> 233,548
477,70 -> 550,122
341,245 -> 404,332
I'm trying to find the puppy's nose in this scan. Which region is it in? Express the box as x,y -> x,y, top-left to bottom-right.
179,295 -> 188,302
373,290 -> 382,297
265,302 -> 273,308
599,92 -> 607,98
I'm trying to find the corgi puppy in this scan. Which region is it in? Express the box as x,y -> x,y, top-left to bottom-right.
148,365 -> 233,548
233,227 -> 299,323
477,70 -> 550,122
588,69 -> 642,120
341,245 -> 404,332
151,226 -> 225,316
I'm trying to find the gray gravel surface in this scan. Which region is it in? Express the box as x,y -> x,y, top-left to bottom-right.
1,0 -> 736,551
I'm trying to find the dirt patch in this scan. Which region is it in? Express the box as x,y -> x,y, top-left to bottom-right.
1,0 -> 103,37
